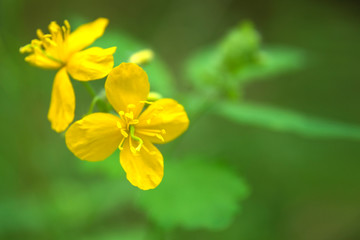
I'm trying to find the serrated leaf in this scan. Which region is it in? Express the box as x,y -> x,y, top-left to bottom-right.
215,101 -> 360,139
137,157 -> 249,230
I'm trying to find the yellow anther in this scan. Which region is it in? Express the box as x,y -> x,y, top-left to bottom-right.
156,134 -> 165,142
19,44 -> 33,54
44,38 -> 57,47
36,29 -> 44,39
125,112 -> 134,120
135,141 -> 143,151
116,121 -> 122,129
31,39 -> 42,46
49,21 -> 60,34
64,20 -> 70,30
130,146 -> 137,154
121,129 -> 128,138
129,119 -> 139,125
118,137 -> 126,150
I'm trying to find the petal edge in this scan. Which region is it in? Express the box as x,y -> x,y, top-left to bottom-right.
65,113 -> 122,161
48,68 -> 75,132
120,139 -> 164,190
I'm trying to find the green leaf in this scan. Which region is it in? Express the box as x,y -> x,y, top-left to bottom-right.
215,101 -> 360,139
237,47 -> 305,83
79,227 -> 147,240
185,22 -> 304,97
137,157 -> 249,230
185,44 -> 223,91
185,45 -> 304,90
219,21 -> 261,72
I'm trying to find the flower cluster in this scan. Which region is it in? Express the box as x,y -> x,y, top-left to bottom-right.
20,18 -> 189,190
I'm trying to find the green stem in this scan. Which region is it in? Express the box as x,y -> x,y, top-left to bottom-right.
87,96 -> 99,114
82,82 -> 110,113
82,82 -> 96,98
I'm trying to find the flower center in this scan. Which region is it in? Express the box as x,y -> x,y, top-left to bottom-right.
20,20 -> 71,64
116,104 -> 143,154
116,103 -> 167,155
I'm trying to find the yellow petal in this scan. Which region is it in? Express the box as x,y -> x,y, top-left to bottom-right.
137,98 -> 189,144
105,63 -> 149,117
48,68 -> 75,132
67,47 -> 116,81
120,139 -> 164,190
24,52 -> 62,69
65,113 -> 122,161
67,18 -> 109,53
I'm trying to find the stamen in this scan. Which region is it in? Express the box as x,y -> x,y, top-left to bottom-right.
121,129 -> 128,138
118,137 -> 126,150
138,129 -> 166,134
140,100 -> 154,105
19,44 -> 33,54
129,137 -> 137,154
29,44 -> 63,64
118,111 -> 126,123
61,26 -> 66,35
129,119 -> 139,125
136,129 -> 166,142
44,38 -> 57,47
64,20 -> 70,31
36,29 -> 44,39
129,125 -> 143,152
125,112 -> 134,120
156,134 -> 164,142
142,144 -> 157,155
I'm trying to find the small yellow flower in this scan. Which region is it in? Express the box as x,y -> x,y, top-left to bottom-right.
65,63 -> 189,190
128,49 -> 154,65
20,18 -> 116,132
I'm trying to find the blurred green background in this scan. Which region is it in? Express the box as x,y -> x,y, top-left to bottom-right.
1,0 -> 360,239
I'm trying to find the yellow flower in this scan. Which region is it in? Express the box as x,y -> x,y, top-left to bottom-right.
128,49 -> 154,65
65,63 -> 189,190
20,18 -> 116,132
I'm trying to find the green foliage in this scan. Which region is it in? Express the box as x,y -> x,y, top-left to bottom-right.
185,21 -> 304,99
79,227 -> 147,240
3,3 -> 360,239
137,157 -> 249,230
215,101 -> 360,139
220,21 -> 261,73
235,47 -> 305,83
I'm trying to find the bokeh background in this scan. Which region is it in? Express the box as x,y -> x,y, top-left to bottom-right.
1,0 -> 360,239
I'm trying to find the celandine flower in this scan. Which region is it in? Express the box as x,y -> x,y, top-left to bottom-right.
20,18 -> 116,132
65,63 -> 189,190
